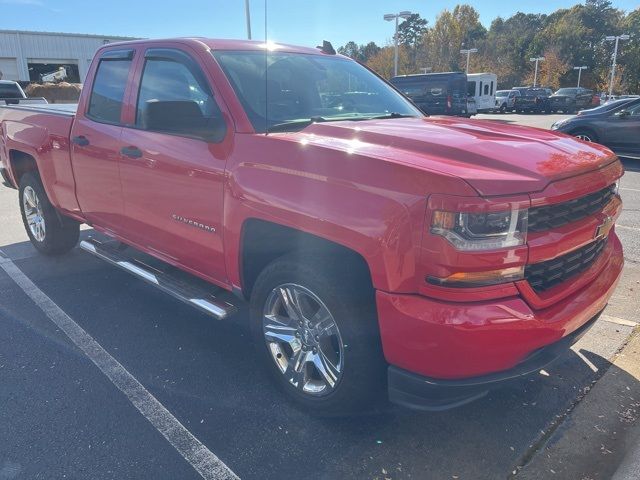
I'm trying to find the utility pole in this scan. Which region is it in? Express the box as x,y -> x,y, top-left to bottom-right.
605,34 -> 630,97
573,66 -> 588,87
245,0 -> 252,40
460,48 -> 478,74
384,11 -> 412,77
529,57 -> 545,87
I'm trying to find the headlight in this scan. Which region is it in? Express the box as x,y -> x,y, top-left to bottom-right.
431,208 -> 528,251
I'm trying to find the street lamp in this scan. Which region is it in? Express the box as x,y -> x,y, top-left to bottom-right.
384,10 -> 412,77
245,0 -> 252,40
573,66 -> 588,88
529,57 -> 545,87
605,34 -> 630,97
460,48 -> 478,74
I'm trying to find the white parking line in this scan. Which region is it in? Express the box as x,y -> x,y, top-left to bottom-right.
601,314 -> 638,327
0,254 -> 239,480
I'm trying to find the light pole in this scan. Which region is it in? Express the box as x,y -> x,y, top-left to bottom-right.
460,48 -> 478,74
384,11 -> 412,77
245,0 -> 252,40
605,34 -> 630,97
573,66 -> 587,87
529,57 -> 545,87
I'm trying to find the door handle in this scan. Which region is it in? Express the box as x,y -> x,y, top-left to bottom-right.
120,146 -> 143,159
71,135 -> 89,147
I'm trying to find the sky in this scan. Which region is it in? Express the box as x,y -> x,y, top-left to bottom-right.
1,0 -> 638,49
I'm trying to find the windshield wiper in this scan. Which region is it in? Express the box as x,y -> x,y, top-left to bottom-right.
351,112 -> 417,121
266,116 -> 328,133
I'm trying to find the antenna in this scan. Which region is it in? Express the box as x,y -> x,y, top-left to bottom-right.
264,0 -> 268,135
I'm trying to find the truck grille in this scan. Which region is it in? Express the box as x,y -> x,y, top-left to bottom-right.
524,238 -> 607,293
528,185 -> 616,232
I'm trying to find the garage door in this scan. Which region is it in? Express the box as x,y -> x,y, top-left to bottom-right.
0,58 -> 19,81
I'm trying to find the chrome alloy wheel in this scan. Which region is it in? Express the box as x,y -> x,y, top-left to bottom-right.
576,133 -> 593,142
263,284 -> 344,396
23,185 -> 46,242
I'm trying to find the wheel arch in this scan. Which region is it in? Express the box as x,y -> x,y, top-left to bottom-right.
569,126 -> 599,142
239,218 -> 373,299
8,149 -> 39,187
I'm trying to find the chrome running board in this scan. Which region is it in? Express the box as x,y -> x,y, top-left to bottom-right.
80,238 -> 237,320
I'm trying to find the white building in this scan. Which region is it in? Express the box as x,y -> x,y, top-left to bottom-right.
0,30 -> 138,83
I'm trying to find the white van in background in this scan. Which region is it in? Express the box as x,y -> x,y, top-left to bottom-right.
467,73 -> 497,113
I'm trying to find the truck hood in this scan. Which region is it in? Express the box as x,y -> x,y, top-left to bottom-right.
294,117 -> 617,196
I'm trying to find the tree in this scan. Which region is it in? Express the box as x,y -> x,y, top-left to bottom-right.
419,6 -> 485,73
337,41 -> 381,63
338,41 -> 360,60
397,13 -> 428,49
361,3 -> 640,92
523,48 -> 569,88
366,46 -> 412,79
360,42 -> 382,63
620,9 -> 640,93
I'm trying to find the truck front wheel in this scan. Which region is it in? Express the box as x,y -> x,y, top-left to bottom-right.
19,173 -> 79,255
249,254 -> 385,416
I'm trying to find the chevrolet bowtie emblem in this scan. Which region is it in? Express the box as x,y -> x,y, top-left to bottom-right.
595,215 -> 614,240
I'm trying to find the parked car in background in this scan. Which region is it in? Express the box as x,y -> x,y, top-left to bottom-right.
0,80 -> 47,105
512,87 -> 551,113
467,73 -> 497,113
494,89 -> 519,112
551,97 -> 640,159
391,72 -> 469,116
549,87 -> 594,113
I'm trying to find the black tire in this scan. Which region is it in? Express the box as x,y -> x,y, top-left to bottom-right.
19,172 -> 79,255
571,129 -> 599,143
249,253 -> 385,416
499,104 -> 506,113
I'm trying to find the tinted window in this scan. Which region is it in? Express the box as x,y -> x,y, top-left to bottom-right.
468,81 -> 476,96
0,83 -> 23,99
88,58 -> 132,123
483,83 -> 490,95
136,55 -> 225,141
629,103 -> 640,116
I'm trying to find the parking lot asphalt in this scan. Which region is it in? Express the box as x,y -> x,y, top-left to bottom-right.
1,115 -> 639,480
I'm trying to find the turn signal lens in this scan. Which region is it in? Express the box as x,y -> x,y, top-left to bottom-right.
427,266 -> 524,287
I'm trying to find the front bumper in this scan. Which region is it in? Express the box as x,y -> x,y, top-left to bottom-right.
377,233 -> 623,409
388,310 -> 600,410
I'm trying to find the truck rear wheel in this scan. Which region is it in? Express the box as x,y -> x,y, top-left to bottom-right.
249,254 -> 385,416
19,172 -> 79,255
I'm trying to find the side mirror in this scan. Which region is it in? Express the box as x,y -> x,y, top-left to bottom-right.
616,109 -> 631,118
142,100 -> 226,142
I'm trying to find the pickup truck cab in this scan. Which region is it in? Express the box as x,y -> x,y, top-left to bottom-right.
0,38 -> 624,415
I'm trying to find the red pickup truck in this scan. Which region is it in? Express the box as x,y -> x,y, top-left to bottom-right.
0,38 -> 624,415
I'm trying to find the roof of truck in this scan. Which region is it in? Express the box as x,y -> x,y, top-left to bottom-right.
101,37 -> 333,56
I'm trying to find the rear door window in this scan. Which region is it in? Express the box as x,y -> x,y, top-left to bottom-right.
87,51 -> 133,124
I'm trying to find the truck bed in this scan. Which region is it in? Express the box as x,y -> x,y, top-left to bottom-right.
0,103 -> 77,116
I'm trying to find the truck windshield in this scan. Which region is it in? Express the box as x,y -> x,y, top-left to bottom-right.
213,51 -> 421,133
